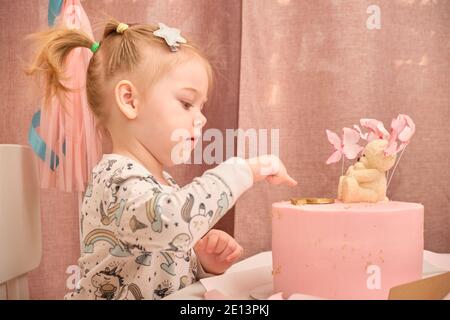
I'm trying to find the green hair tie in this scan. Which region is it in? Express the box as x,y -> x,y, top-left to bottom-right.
90,42 -> 100,53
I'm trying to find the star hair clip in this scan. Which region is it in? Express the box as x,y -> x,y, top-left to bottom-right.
153,22 -> 187,52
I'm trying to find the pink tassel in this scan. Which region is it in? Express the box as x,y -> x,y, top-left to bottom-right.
37,0 -> 102,192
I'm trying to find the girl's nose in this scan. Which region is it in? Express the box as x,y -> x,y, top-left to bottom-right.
194,112 -> 207,128
200,112 -> 207,127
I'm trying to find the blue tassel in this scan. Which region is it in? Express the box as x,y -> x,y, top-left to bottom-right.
48,0 -> 64,27
28,109 -> 66,171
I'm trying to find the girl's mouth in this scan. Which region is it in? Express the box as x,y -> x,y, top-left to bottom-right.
186,136 -> 199,147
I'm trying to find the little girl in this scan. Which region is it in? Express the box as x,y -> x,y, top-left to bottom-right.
27,18 -> 297,300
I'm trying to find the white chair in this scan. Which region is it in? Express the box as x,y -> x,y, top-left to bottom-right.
0,144 -> 41,299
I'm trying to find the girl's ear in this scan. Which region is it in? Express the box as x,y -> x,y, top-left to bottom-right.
114,80 -> 140,120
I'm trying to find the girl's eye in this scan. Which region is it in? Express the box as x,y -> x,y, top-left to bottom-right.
180,101 -> 193,110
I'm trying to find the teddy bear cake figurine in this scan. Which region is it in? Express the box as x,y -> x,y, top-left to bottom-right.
326,114 -> 415,203
338,139 -> 396,203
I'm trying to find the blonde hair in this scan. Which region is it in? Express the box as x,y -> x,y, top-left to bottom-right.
25,18 -> 214,129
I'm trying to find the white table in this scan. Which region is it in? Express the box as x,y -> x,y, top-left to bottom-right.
164,251 -> 272,300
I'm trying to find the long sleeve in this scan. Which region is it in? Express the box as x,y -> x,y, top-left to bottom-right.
195,259 -> 215,280
108,157 -> 253,254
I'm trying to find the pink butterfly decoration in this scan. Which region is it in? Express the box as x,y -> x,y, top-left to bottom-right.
326,128 -> 364,164
359,118 -> 390,141
326,115 -> 415,165
353,124 -> 368,140
384,114 -> 416,156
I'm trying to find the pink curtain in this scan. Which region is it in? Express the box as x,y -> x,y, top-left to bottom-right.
1,0 -> 448,299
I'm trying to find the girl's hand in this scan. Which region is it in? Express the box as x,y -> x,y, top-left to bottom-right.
245,155 -> 297,186
194,229 -> 244,275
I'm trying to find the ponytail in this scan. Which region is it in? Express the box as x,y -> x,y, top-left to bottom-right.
100,18 -> 143,75
25,28 -> 96,109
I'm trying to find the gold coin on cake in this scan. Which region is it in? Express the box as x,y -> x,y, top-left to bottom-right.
306,198 -> 335,204
290,198 -> 308,205
290,197 -> 335,205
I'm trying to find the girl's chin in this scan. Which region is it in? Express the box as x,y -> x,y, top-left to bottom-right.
166,141 -> 198,165
192,139 -> 201,149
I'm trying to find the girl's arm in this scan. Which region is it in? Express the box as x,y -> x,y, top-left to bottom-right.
112,157 -> 253,254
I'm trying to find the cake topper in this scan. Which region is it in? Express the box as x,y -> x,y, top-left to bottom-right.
326,114 -> 416,203
326,128 -> 364,165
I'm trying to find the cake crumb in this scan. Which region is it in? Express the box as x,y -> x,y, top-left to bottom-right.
272,266 -> 281,275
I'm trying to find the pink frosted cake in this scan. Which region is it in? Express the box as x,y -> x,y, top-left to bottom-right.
272,115 -> 423,299
271,200 -> 424,299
